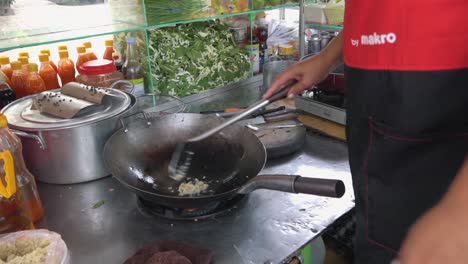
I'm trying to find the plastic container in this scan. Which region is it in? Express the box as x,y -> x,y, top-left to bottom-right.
39,54 -> 61,90
76,59 -> 124,88
0,56 -> 13,79
278,44 -> 294,61
0,229 -> 69,264
25,63 -> 47,95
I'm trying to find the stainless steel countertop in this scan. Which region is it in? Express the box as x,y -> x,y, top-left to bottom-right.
36,132 -> 354,264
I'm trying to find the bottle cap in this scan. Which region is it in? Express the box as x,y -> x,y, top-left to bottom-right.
59,50 -> 69,59
40,49 -> 51,55
0,56 -> 10,65
126,37 -> 135,44
10,61 -> 22,71
18,56 -> 29,65
76,46 -> 86,53
0,113 -> 7,128
58,45 -> 68,51
79,59 -> 116,75
27,63 -> 38,73
83,42 -> 92,48
18,51 -> 29,58
105,39 -> 113,46
38,54 -> 49,63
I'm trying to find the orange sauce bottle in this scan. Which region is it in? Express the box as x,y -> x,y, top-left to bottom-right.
40,49 -> 58,73
38,54 -> 60,90
0,56 -> 13,79
25,63 -> 47,96
103,39 -> 114,61
76,46 -> 90,73
10,61 -> 27,98
83,41 -> 98,60
57,50 -> 76,86
17,56 -> 30,80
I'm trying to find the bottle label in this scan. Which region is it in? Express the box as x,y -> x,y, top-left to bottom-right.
245,44 -> 260,74
129,78 -> 145,96
0,150 -> 16,199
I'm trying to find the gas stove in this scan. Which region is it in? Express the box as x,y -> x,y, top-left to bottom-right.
136,195 -> 247,221
295,73 -> 347,125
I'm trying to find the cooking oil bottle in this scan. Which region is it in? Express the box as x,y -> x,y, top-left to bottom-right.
0,113 -> 43,227
0,114 -> 35,234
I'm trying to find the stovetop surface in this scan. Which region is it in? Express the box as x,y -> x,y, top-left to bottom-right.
37,133 -> 354,264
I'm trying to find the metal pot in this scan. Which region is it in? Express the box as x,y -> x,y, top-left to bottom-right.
1,85 -> 136,184
262,59 -> 296,95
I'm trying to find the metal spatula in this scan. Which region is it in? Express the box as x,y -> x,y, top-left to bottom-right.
168,81 -> 296,181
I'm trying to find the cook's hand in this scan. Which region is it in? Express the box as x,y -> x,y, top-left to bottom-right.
262,54 -> 331,99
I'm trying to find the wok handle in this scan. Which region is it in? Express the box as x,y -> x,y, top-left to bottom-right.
238,175 -> 345,198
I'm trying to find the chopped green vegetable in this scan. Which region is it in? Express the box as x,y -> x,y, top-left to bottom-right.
148,20 -> 250,97
92,200 -> 105,209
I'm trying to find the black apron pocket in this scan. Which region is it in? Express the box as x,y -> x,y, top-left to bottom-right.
364,117 -> 468,252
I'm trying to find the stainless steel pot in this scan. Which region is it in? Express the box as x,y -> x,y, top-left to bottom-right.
1,85 -> 136,184
262,59 -> 296,95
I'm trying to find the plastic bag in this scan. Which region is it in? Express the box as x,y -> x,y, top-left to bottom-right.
0,229 -> 69,264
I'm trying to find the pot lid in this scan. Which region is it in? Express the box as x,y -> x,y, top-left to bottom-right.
2,88 -> 132,131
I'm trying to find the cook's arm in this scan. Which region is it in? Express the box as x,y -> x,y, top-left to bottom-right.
263,32 -> 343,98
399,158 -> 468,263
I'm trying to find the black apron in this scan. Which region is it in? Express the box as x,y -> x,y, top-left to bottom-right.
345,67 -> 468,263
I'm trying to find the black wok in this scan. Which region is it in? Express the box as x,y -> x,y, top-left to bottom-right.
103,113 -> 345,208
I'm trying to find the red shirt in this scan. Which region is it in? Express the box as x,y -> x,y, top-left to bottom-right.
343,0 -> 468,71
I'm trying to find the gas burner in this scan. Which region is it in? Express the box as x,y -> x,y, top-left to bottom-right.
310,88 -> 346,109
137,195 -> 246,221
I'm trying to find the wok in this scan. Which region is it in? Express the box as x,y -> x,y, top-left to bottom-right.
103,113 -> 345,208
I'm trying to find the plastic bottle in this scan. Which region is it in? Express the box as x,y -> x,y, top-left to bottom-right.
0,113 -> 35,234
0,113 -> 43,228
40,49 -> 58,73
25,63 -> 47,95
10,61 -> 27,99
103,39 -> 114,61
76,46 -> 90,73
57,50 -> 76,86
0,56 -> 13,79
39,54 -> 61,90
82,41 -> 98,60
17,56 -> 30,80
122,37 -> 145,95
244,28 -> 260,75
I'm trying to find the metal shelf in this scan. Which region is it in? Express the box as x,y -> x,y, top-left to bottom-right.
305,23 -> 343,32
